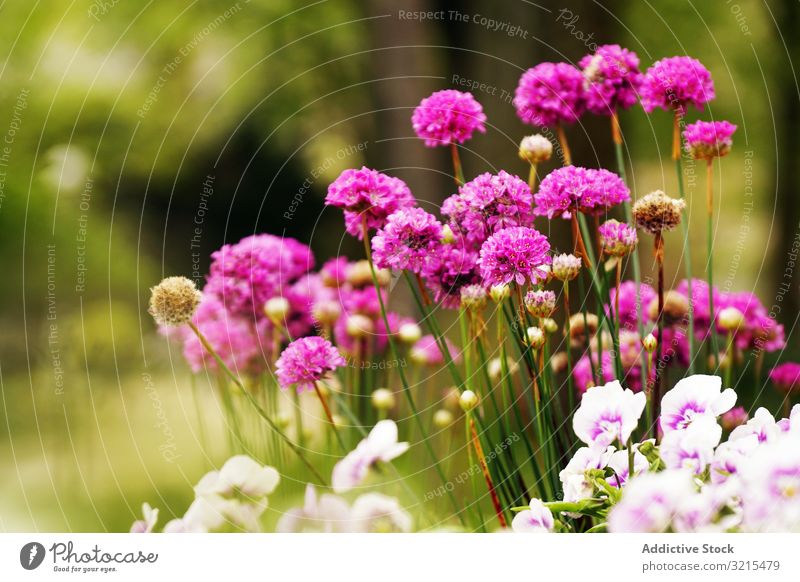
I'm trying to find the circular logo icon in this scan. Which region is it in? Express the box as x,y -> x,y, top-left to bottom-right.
20,542 -> 46,570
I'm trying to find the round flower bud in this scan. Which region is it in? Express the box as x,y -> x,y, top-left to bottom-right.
721,406 -> 748,431
489,284 -> 510,302
598,219 -> 638,257
459,390 -> 479,412
148,276 -> 202,327
632,190 -> 685,235
433,409 -> 455,428
550,351 -> 569,374
524,289 -> 556,318
264,296 -> 290,326
371,388 -> 396,411
552,253 -> 582,281
518,134 -> 553,164
312,299 -> 341,327
647,291 -> 689,325
346,314 -> 374,338
488,356 -> 519,381
276,411 -> 292,430
718,306 -> 745,332
642,333 -> 658,353
443,386 -> 461,411
526,326 -> 546,350
442,224 -> 455,244
398,322 -> 422,344
542,318 -> 558,334
346,260 -> 374,287
460,284 -> 488,310
566,313 -> 599,342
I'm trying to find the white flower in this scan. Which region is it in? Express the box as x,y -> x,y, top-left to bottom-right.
659,374 -> 736,434
332,420 -> 409,493
729,407 -> 780,444
511,499 -> 554,533
559,446 -> 614,503
606,445 -> 649,488
660,415 -> 722,475
572,381 -> 646,449
130,503 -> 159,533
276,485 -> 351,533
710,433 -> 760,485
608,470 -> 697,533
195,455 -> 280,498
349,493 -> 412,532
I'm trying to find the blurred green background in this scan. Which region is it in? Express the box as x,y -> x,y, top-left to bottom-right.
0,0 -> 798,531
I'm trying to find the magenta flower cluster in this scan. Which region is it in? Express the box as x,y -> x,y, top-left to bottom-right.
442,171 -> 534,248
477,226 -> 551,287
580,44 -> 644,115
412,89 -> 487,147
534,166 -> 630,219
683,120 -> 737,159
641,56 -> 715,113
769,363 -> 800,394
276,336 -> 346,392
372,207 -> 443,273
513,62 -> 586,127
326,167 -> 415,239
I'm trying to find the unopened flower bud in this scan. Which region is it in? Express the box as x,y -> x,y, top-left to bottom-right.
718,306 -> 745,332
459,390 -> 479,412
312,299 -> 341,327
488,356 -> 519,381
552,253 -> 582,281
264,296 -> 290,326
518,134 -> 553,164
526,326 -> 546,350
542,318 -> 558,334
433,409 -> 454,428
550,351 -> 568,374
721,407 -> 748,431
276,411 -> 292,430
460,284 -> 487,310
398,322 -> 422,344
642,333 -> 658,353
524,289 -> 556,318
371,388 -> 396,411
346,314 -> 374,338
148,276 -> 202,326
442,224 -> 455,244
489,284 -> 510,302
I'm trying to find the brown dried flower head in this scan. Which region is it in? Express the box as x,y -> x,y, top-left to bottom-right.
632,190 -> 685,234
149,276 -> 202,327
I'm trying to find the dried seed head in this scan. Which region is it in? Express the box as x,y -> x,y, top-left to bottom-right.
148,276 -> 201,327
632,190 -> 685,234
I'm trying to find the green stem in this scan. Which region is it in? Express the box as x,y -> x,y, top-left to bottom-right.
706,159 -> 720,368
451,143 -> 465,186
675,147 -> 696,373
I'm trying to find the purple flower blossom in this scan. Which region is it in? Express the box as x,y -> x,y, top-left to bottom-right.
410,334 -> 461,366
609,281 -> 656,332
721,406 -> 749,431
641,56 -> 715,114
204,234 -> 314,319
420,239 -> 481,308
683,120 -> 737,159
477,226 -> 551,287
514,62 -> 586,127
598,219 -> 638,257
579,44 -> 644,115
326,167 -> 415,239
275,336 -> 345,392
770,363 -> 800,394
572,380 -> 646,448
411,89 -> 487,147
442,171 -> 534,249
332,420 -> 409,493
372,207 -> 443,273
533,166 -> 629,219
659,375 -> 736,434
511,499 -> 554,533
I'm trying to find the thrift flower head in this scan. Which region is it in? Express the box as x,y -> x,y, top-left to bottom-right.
412,89 -> 486,147
149,276 -> 202,326
442,171 -> 534,248
598,219 -> 638,257
524,289 -> 556,318
721,406 -> 749,431
633,190 -> 685,234
511,499 -> 554,533
326,167 -> 415,239
460,284 -> 487,310
579,44 -> 644,115
659,374 -> 737,434
275,336 -> 346,393
770,363 -> 800,394
552,253 -> 582,281
572,380 -> 646,448
372,207 -> 443,273
514,62 -> 586,127
421,240 -> 481,308
610,280 -> 656,331
641,56 -> 715,113
684,120 -> 737,160
534,166 -> 629,219
518,134 -> 553,164
477,226 -> 551,287
410,334 -> 461,366
332,420 -> 409,493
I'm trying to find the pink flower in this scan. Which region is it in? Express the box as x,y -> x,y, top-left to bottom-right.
511,499 -> 554,533
477,226 -> 551,287
770,363 -> 800,394
420,239 -> 481,308
411,89 -> 486,147
332,420 -> 409,493
275,336 -> 345,392
721,406 -> 749,431
579,44 -> 644,115
442,171 -> 534,249
683,120 -> 737,159
609,281 -> 656,332
598,219 -> 638,257
533,166 -> 629,219
514,62 -> 586,127
326,167 -> 415,239
372,207 -> 443,273
641,56 -> 715,113
204,234 -> 314,319
410,334 -> 461,366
